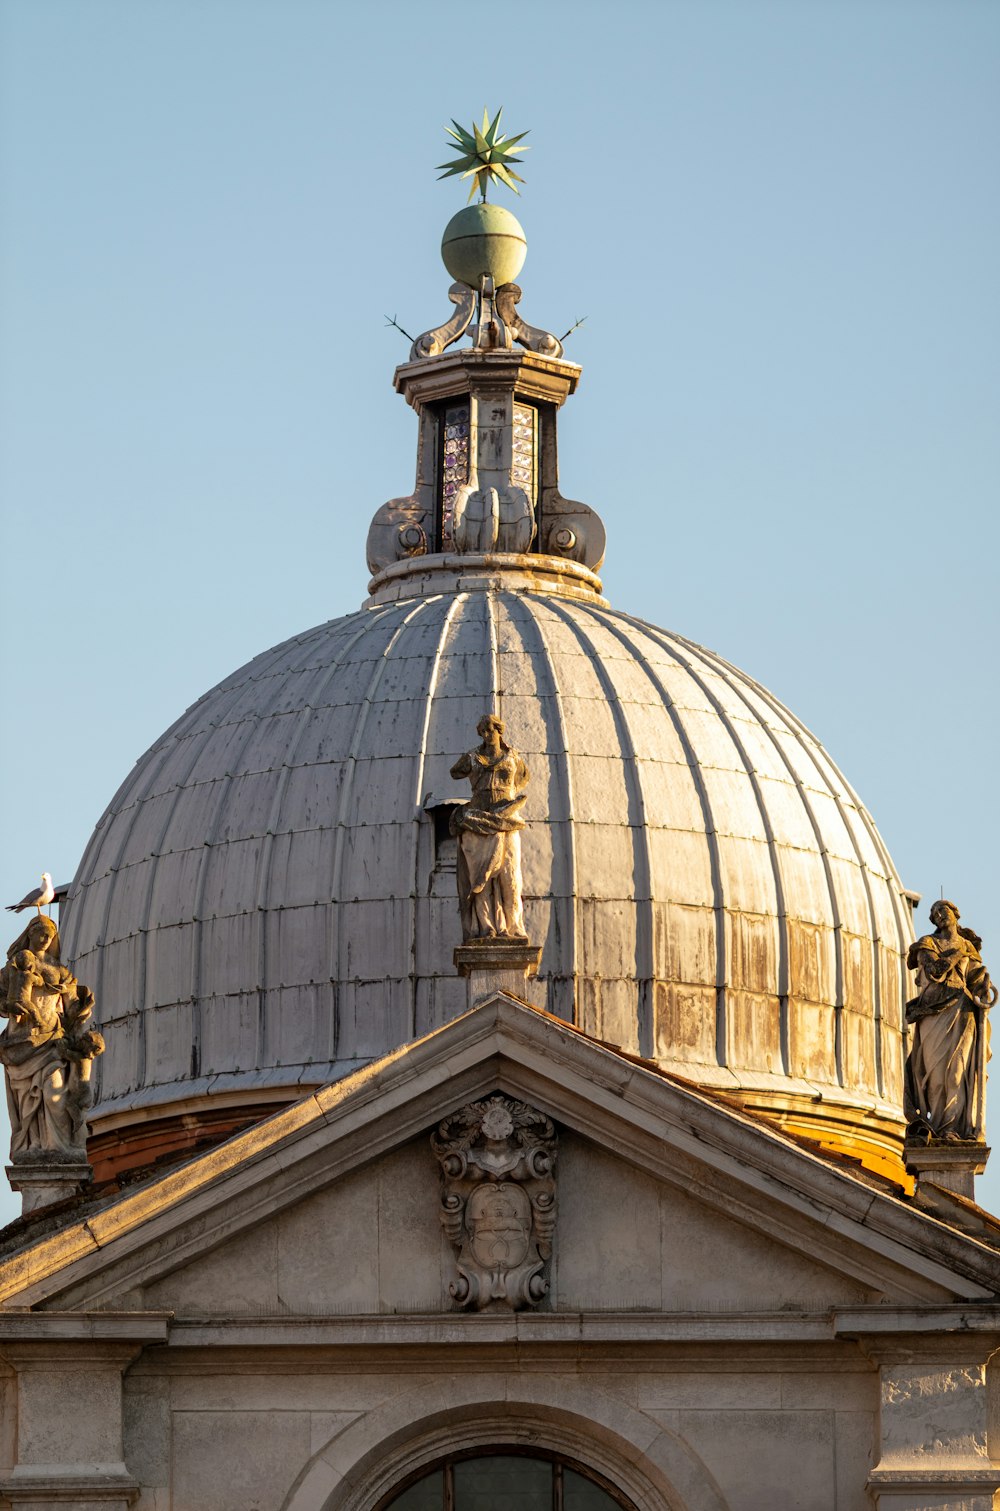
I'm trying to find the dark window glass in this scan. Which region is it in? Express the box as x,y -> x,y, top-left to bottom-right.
381,1450 -> 628,1510
564,1467 -> 621,1510
387,1469 -> 444,1510
453,1454 -> 551,1511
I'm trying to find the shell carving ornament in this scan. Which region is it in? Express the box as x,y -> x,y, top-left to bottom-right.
431,1094 -> 557,1310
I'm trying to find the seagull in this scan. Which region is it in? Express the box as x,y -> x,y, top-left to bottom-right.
6,873 -> 55,915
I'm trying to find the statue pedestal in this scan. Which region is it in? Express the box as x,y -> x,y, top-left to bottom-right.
6,1156 -> 93,1215
904,1142 -> 990,1203
454,941 -> 542,1009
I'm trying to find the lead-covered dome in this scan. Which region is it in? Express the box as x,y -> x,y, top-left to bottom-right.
63,313 -> 914,1183
64,564 -> 912,1177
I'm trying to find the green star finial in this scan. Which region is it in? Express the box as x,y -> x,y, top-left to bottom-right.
437,107 -> 529,204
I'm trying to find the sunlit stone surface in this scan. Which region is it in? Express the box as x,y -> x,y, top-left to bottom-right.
62,571 -> 912,1161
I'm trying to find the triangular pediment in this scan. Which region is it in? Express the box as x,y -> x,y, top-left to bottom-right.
1,996 -> 998,1314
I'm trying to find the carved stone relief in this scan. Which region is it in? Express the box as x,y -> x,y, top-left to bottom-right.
431,1093 -> 557,1310
453,483 -> 534,554
538,493 -> 606,570
365,495 -> 432,575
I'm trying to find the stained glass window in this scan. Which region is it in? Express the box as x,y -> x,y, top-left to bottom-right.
511,402 -> 536,503
440,403 -> 470,550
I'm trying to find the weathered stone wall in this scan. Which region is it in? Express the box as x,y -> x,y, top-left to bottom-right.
138,1133 -> 880,1317
122,1349 -> 879,1511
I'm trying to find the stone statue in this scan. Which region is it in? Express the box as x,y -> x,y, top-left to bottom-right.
431,1094 -> 557,1311
0,916 -> 105,1159
450,715 -> 529,942
905,900 -> 996,1143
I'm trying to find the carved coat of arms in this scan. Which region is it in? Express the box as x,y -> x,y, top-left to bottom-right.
431,1094 -> 557,1311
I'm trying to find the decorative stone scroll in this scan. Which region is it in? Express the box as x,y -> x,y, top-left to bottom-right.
431,1094 -> 557,1310
494,283 -> 564,359
0,916 -> 105,1211
408,279 -> 564,364
410,281 -> 477,361
453,482 -> 534,555
905,899 -> 995,1146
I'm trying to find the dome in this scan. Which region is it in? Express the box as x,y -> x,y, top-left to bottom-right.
62,303 -> 914,1184
64,558 -> 912,1178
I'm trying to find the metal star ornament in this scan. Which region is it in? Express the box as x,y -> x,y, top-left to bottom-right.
437,108 -> 529,204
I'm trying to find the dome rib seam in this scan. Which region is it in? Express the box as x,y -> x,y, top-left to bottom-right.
657,628 -> 849,1092
409,592 -> 468,1033
665,624 -> 905,1101
543,596 -> 729,1072
500,593 -> 579,1029
251,602 -> 406,1078
536,596 -> 655,1057
328,595 -> 439,1064
616,618 -> 794,1080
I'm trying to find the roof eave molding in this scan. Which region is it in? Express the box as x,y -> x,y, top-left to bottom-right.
1,998 -> 997,1311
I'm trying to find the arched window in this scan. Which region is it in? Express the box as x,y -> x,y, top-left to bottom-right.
380,1448 -> 637,1510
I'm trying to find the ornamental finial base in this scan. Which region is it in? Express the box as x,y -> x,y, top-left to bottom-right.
6,1155 -> 93,1215
454,941 -> 542,1009
904,1141 -> 990,1203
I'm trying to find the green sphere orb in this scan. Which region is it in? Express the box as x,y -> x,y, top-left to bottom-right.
441,203 -> 527,289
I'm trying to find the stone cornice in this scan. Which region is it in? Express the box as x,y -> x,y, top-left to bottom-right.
393,348 -> 582,411
868,1467 -> 1000,1493
0,1311 -> 170,1344
0,1466 -> 140,1504
834,1303 -> 1000,1335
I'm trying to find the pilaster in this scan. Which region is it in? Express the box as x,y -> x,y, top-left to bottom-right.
0,1313 -> 170,1510
841,1325 -> 1000,1510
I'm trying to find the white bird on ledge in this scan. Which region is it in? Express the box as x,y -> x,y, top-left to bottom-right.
5,872 -> 55,915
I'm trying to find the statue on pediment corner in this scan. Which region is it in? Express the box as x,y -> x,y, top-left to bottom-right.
905,900 -> 995,1144
0,916 -> 105,1162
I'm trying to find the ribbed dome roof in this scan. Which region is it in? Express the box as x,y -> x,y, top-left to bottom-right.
64,575 -> 913,1149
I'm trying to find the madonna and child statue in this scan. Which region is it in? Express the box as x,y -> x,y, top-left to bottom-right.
0,915 -> 105,1165
450,715 -> 530,943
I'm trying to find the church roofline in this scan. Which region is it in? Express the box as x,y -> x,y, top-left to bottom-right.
1,995 -> 997,1310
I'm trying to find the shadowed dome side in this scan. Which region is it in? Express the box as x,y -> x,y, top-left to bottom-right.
62,585 -> 913,1179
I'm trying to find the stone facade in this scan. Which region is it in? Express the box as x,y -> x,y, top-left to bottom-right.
1,997 -> 999,1509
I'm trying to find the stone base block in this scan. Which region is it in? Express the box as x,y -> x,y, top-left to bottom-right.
454,941 -> 542,1008
904,1141 -> 990,1202
6,1158 -> 92,1215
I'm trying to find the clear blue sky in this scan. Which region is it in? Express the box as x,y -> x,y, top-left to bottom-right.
1,0 -> 997,1222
